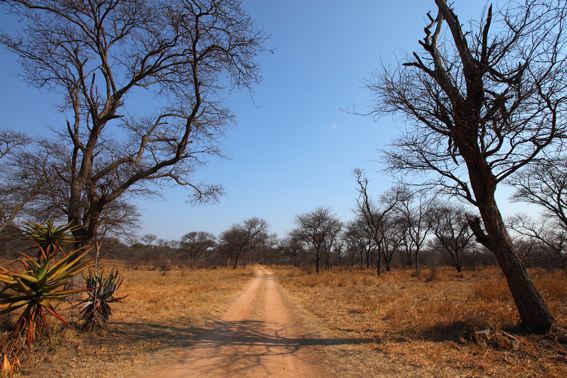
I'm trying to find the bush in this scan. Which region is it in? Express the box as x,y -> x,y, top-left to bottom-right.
80,269 -> 125,330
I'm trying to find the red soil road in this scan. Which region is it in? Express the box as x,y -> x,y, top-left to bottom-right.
144,267 -> 327,377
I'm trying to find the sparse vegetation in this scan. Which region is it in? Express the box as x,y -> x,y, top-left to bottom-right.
278,267 -> 567,376
0,0 -> 566,376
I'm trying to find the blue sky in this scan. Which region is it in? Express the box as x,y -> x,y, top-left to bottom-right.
0,1 -> 536,240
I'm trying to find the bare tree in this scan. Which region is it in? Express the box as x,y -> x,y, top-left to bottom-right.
344,218 -> 375,268
371,0 -> 567,332
294,208 -> 342,274
141,233 -> 157,248
0,130 -> 37,231
354,169 -> 402,275
509,214 -> 567,269
180,231 -> 216,265
220,217 -> 268,269
510,154 -> 567,232
281,230 -> 305,267
0,0 -> 265,244
381,214 -> 406,272
429,204 -> 475,272
396,189 -> 434,275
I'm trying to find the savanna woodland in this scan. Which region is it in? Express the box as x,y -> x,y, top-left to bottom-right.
1,0 -> 566,377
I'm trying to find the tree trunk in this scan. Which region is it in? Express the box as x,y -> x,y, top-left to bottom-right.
376,250 -> 382,276
463,149 -> 555,333
478,196 -> 554,332
232,252 -> 240,269
414,248 -> 420,275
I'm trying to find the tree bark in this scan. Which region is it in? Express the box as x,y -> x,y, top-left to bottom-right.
464,153 -> 555,333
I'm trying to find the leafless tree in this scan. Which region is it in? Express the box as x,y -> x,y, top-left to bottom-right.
395,189 -> 434,275
220,217 -> 269,269
429,204 -> 475,272
354,169 -> 403,274
343,218 -> 375,268
380,214 -> 406,271
294,208 -> 342,273
510,154 -> 567,232
179,231 -> 216,265
509,214 -> 567,269
371,0 -> 567,332
0,0 -> 265,245
0,130 -> 37,232
141,233 -> 158,248
281,230 -> 305,267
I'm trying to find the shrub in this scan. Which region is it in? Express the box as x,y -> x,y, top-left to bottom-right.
21,221 -> 79,258
80,269 -> 126,330
0,248 -> 90,346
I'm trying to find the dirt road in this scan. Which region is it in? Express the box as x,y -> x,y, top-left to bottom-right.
145,267 -> 326,377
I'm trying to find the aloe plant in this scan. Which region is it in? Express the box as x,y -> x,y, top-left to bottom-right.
21,221 -> 80,257
80,269 -> 126,330
0,248 -> 90,346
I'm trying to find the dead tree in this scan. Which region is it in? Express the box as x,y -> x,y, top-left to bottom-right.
0,0 -> 265,245
371,0 -> 567,332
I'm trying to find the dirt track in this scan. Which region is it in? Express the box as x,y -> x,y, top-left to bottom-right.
144,267 -> 326,377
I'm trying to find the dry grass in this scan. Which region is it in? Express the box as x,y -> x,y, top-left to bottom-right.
277,266 -> 567,377
10,262 -> 253,377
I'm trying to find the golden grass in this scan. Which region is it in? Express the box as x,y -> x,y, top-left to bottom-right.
277,266 -> 567,377
12,263 -> 253,377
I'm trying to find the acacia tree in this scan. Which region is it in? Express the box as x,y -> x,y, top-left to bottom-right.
0,0 -> 264,244
396,189 -> 434,274
220,217 -> 268,269
371,0 -> 567,332
344,218 -> 375,268
354,169 -> 402,275
380,214 -> 406,271
430,204 -> 475,272
179,231 -> 216,265
294,208 -> 342,274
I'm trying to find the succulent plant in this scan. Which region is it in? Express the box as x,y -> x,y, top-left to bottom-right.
21,221 -> 80,257
0,248 -> 90,346
80,269 -> 126,330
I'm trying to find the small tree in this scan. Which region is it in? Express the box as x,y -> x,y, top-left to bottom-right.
220,218 -> 268,269
354,169 -> 402,275
294,208 -> 342,273
395,189 -> 434,275
429,204 -> 475,272
0,130 -> 37,232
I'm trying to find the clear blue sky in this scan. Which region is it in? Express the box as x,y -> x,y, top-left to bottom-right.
0,1 -> 535,240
